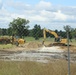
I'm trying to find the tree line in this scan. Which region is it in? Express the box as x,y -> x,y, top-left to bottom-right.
0,17 -> 76,40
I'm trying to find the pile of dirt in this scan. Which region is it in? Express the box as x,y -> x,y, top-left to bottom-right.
26,42 -> 42,49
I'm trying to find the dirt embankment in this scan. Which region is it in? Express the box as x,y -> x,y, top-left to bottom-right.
0,42 -> 43,51
0,42 -> 76,52
25,42 -> 43,50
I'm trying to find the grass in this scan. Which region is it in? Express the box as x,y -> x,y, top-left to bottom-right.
0,44 -> 14,49
24,37 -> 35,42
0,60 -> 76,75
24,37 -> 76,46
70,39 -> 76,46
24,37 -> 54,43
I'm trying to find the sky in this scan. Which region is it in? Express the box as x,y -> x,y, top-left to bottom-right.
0,0 -> 76,30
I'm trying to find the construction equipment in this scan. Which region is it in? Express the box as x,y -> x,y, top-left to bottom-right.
0,37 -> 11,44
0,35 -> 25,46
43,28 -> 67,46
11,35 -> 25,46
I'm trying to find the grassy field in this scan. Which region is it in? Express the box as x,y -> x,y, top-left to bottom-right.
0,60 -> 76,75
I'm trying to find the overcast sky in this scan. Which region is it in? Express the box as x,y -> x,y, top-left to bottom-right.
0,0 -> 76,30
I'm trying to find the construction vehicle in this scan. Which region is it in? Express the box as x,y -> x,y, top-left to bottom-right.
0,35 -> 25,46
0,37 -> 11,44
11,35 -> 25,46
43,28 -> 67,46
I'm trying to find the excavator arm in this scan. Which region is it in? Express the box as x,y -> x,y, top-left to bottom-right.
43,28 -> 59,40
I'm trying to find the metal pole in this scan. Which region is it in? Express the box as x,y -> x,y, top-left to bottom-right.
67,31 -> 71,75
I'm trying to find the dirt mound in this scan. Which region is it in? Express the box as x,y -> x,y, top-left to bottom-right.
26,42 -> 42,49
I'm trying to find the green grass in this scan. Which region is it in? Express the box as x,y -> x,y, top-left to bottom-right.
24,37 -> 54,43
71,39 -> 76,46
24,37 -> 35,42
0,60 -> 76,75
0,44 -> 14,49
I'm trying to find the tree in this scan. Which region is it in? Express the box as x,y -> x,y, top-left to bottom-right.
64,25 -> 72,42
64,25 -> 72,32
9,17 -> 29,37
7,28 -> 12,36
0,28 -> 2,35
2,28 -> 8,35
32,24 -> 42,40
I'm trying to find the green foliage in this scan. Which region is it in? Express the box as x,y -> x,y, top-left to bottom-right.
0,22 -> 76,41
64,25 -> 72,32
0,28 -> 8,36
32,24 -> 42,40
7,28 -> 12,36
64,25 -> 73,39
59,30 -> 66,38
9,17 -> 30,37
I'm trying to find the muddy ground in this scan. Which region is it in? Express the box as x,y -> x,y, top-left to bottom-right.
0,42 -> 76,63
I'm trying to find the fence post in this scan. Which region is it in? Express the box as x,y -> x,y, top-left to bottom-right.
67,31 -> 71,75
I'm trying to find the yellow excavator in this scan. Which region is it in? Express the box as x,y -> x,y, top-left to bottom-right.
43,28 -> 67,46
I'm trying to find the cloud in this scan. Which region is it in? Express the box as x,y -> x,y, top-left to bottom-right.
6,0 -> 32,10
60,6 -> 76,15
0,0 -> 76,30
35,1 -> 52,10
53,10 -> 67,21
0,0 -> 3,9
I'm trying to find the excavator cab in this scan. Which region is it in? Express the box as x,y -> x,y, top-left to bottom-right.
55,37 -> 61,42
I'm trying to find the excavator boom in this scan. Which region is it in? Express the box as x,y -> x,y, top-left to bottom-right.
43,28 -> 58,39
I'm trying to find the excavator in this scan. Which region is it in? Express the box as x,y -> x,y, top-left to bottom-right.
43,28 -> 67,46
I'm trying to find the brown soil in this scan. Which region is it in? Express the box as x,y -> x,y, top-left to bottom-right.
24,42 -> 43,50
60,45 -> 76,52
0,42 -> 76,52
47,43 -> 76,52
0,42 -> 43,51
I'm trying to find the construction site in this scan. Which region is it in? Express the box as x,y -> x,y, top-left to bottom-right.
0,0 -> 76,74
0,27 -> 76,75
0,40 -> 76,61
0,40 -> 76,75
